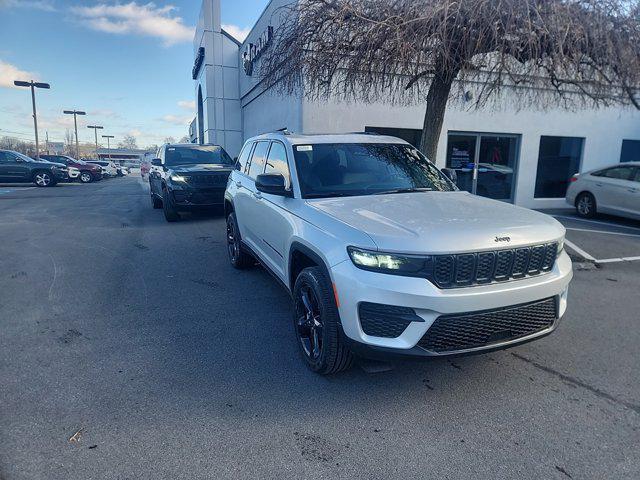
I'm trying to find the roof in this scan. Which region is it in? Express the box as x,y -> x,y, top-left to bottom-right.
246,132 -> 411,146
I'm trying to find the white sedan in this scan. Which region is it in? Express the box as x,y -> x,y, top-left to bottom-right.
566,162 -> 640,220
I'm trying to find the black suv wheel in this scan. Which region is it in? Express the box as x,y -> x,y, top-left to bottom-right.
293,267 -> 353,374
162,188 -> 180,222
226,212 -> 254,268
33,171 -> 55,187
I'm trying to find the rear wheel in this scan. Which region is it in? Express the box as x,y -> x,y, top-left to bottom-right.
293,267 -> 353,375
79,171 -> 93,183
162,188 -> 180,222
226,212 -> 254,269
576,192 -> 597,218
33,171 -> 55,187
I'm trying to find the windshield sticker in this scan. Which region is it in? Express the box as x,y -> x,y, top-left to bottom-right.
296,145 -> 313,152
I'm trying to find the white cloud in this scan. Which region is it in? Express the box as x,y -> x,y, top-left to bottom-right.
161,114 -> 192,126
177,100 -> 195,111
222,24 -> 251,42
128,129 -> 142,137
0,59 -> 38,89
0,0 -> 56,11
71,2 -> 194,47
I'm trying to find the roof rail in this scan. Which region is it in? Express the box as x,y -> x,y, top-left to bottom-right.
347,131 -> 382,135
276,127 -> 292,135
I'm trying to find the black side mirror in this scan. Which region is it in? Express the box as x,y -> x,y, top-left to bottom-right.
255,173 -> 291,197
151,158 -> 162,167
441,168 -> 458,184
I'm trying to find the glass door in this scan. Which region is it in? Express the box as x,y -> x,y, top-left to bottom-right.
446,133 -> 519,202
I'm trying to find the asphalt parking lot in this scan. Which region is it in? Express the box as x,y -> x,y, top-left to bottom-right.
1,177 -> 639,480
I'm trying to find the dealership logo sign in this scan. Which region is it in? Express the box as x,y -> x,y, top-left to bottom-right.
243,26 -> 274,76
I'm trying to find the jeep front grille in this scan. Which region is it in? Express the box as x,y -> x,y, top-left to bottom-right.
418,297 -> 558,353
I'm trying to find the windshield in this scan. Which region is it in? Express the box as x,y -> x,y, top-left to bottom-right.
165,145 -> 234,167
293,143 -> 456,198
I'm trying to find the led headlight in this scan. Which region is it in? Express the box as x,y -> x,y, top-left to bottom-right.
170,175 -> 188,182
347,246 -> 431,277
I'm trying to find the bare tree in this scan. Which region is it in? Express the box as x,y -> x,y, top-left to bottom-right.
63,129 -> 75,155
260,0 -> 640,160
119,135 -> 138,150
164,136 -> 176,144
0,136 -> 36,157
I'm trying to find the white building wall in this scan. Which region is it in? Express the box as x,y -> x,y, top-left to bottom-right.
303,97 -> 640,209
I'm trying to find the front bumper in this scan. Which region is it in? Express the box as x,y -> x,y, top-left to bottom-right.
331,251 -> 573,357
170,186 -> 226,207
53,170 -> 69,181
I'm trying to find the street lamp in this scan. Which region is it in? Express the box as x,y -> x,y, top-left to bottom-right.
63,109 -> 86,159
102,135 -> 114,161
14,80 -> 50,159
87,125 -> 103,157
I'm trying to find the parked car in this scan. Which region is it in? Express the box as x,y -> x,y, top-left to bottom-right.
566,162 -> 640,220
116,165 -> 129,176
86,160 -> 118,177
140,160 -> 151,178
224,132 -> 573,374
40,154 -> 103,183
149,143 -> 235,222
0,149 -> 68,187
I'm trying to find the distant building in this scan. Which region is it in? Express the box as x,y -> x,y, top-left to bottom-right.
96,148 -> 151,166
45,142 -> 65,154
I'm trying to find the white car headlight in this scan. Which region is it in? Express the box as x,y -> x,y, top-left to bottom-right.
347,246 -> 432,277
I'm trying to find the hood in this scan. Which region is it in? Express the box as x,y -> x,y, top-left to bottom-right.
169,164 -> 233,174
308,191 -> 564,254
35,161 -> 65,168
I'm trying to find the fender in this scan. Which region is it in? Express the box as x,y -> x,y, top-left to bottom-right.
288,241 -> 333,291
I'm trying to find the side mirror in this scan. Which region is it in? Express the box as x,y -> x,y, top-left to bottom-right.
255,173 -> 291,197
151,158 -> 162,167
441,168 -> 458,184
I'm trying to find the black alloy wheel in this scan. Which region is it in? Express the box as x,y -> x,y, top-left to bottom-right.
226,212 -> 253,269
296,284 -> 324,360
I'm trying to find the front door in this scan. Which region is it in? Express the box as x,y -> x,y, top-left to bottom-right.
446,133 -> 520,202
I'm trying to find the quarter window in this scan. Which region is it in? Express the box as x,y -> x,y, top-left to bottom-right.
264,142 -> 290,188
247,141 -> 270,179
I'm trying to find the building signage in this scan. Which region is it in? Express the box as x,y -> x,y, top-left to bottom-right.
243,26 -> 274,76
192,47 -> 205,80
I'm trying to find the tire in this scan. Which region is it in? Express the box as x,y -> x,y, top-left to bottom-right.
576,192 -> 597,218
293,267 -> 353,375
33,171 -> 54,187
226,212 -> 254,269
162,188 -> 180,222
150,190 -> 162,209
79,171 -> 93,183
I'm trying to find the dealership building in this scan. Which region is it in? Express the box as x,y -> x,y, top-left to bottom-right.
193,0 -> 640,209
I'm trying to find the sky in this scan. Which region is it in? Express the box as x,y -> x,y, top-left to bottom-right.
0,0 -> 269,149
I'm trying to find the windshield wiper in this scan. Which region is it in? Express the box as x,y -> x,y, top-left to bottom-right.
372,187 -> 433,195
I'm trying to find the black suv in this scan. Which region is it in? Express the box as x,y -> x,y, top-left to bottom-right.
149,143 -> 235,222
0,149 -> 68,187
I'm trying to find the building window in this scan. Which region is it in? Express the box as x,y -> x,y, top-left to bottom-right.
364,126 -> 422,149
445,132 -> 520,202
534,136 -> 584,198
620,139 -> 640,163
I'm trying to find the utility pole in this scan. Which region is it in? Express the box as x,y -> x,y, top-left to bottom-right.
13,80 -> 50,159
102,135 -> 114,162
63,109 -> 86,159
87,125 -> 104,157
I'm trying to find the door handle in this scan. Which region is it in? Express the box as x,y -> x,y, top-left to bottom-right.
595,183 -> 603,187
253,191 -> 262,199
235,181 -> 242,187
628,188 -> 637,193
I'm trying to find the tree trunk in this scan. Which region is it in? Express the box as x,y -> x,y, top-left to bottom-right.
419,71 -> 457,162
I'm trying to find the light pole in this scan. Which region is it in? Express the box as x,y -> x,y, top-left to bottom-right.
102,135 -> 114,161
63,109 -> 86,159
14,80 -> 50,159
87,125 -> 103,157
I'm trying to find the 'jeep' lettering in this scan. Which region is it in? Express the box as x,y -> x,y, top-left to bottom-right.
243,26 -> 274,76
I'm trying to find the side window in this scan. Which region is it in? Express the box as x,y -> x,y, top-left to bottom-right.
237,142 -> 253,173
601,167 -> 634,180
264,142 -> 291,188
247,142 -> 270,179
0,152 -> 9,163
632,168 -> 640,183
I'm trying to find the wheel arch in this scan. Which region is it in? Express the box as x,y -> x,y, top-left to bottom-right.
288,241 -> 332,292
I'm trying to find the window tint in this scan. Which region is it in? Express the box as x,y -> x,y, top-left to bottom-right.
247,142 -> 269,179
620,139 -> 640,163
236,142 -> 253,173
264,142 -> 290,187
601,166 -> 634,180
165,145 -> 233,167
534,136 -> 583,198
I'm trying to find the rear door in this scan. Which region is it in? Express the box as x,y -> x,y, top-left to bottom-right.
592,166 -> 636,214
623,168 -> 640,218
0,152 -> 31,181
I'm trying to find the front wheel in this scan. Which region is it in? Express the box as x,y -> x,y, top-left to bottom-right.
293,267 -> 353,375
576,192 -> 597,218
33,171 -> 55,187
226,212 -> 254,269
79,171 -> 93,183
162,188 -> 180,222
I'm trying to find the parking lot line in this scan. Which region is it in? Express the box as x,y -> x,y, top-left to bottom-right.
564,239 -> 596,262
553,215 -> 640,232
596,256 -> 640,264
565,227 -> 640,238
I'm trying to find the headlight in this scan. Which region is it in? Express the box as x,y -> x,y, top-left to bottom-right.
347,246 -> 432,277
557,238 -> 565,258
170,175 -> 187,182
